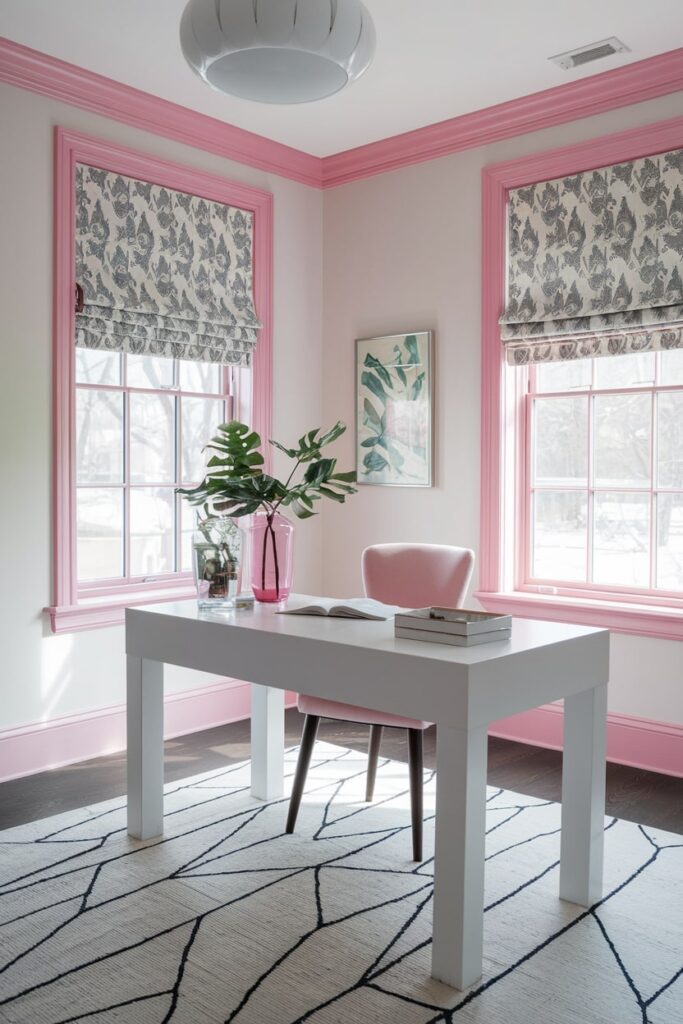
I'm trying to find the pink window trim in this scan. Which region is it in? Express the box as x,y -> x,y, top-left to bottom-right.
476,113 -> 683,641
46,127 -> 273,633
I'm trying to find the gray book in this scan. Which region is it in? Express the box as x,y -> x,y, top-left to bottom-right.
394,607 -> 512,636
395,625 -> 512,647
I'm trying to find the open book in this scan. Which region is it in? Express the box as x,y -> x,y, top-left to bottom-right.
278,597 -> 395,621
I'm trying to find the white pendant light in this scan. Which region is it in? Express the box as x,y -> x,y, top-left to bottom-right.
180,0 -> 375,104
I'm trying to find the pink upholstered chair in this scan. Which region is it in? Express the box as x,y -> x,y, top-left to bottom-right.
285,543 -> 475,860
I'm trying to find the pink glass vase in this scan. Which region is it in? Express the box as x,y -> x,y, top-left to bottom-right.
248,512 -> 294,603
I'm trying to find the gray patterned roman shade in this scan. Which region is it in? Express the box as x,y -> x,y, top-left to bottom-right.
500,147 -> 683,365
75,164 -> 261,366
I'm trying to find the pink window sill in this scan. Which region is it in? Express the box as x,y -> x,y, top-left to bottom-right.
474,590 -> 683,642
46,585 -> 198,634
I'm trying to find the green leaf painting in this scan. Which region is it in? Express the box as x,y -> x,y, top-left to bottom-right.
356,332 -> 432,487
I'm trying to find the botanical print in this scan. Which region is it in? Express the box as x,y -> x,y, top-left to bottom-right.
75,164 -> 260,366
500,146 -> 683,365
356,332 -> 432,487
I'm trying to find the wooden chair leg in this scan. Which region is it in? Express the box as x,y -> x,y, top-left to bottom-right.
366,725 -> 384,802
286,715 -> 320,834
407,728 -> 424,861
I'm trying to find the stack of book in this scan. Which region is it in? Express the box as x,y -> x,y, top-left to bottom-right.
394,607 -> 512,646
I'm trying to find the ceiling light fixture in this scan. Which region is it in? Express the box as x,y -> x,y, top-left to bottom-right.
180,0 -> 376,105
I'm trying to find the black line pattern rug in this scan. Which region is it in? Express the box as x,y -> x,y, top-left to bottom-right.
0,741 -> 681,1024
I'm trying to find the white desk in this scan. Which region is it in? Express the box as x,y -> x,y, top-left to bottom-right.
125,598 -> 609,990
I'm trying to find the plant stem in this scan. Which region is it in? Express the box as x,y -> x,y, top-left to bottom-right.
270,517 -> 280,597
260,511 -> 281,597
261,512 -> 270,592
272,457 -> 303,514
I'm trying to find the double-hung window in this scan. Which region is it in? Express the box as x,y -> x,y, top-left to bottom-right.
75,350 -> 234,590
478,123 -> 683,639
527,351 -> 683,599
48,130 -> 272,633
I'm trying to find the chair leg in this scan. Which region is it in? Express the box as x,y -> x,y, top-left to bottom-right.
286,715 -> 320,834
366,725 -> 384,802
407,729 -> 424,861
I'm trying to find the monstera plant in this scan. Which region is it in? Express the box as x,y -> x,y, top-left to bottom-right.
179,420 -> 357,599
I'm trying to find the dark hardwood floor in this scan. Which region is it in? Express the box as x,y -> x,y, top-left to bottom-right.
1,708 -> 681,833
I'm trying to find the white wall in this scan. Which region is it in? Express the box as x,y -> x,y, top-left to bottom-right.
321,91 -> 683,727
0,83 -> 324,731
2,80 -> 682,739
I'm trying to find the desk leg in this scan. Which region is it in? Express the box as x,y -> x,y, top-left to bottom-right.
251,684 -> 284,800
432,724 -> 488,989
127,656 -> 164,840
560,683 -> 607,907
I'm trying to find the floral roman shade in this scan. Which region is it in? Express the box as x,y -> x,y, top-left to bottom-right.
75,164 -> 261,366
500,147 -> 683,365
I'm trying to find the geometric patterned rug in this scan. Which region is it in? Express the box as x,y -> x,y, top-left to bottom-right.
0,741 -> 681,1024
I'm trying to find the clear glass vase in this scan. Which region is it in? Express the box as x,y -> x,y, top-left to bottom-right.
248,512 -> 294,603
192,518 -> 243,609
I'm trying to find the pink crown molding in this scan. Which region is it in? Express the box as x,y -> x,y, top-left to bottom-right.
0,36 -> 323,188
2,37 -> 683,192
322,47 -> 683,187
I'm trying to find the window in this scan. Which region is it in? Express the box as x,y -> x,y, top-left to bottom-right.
478,120 -> 683,639
75,350 -> 233,592
48,129 -> 273,633
526,350 -> 683,598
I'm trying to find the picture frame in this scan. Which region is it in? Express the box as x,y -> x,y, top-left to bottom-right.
355,330 -> 434,487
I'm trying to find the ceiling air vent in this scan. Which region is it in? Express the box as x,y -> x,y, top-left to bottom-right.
549,37 -> 629,71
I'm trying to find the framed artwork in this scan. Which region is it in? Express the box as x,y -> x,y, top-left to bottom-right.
355,331 -> 433,487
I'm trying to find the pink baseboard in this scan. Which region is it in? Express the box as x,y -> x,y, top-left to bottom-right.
490,705 -> 683,778
2,692 -> 680,783
0,680 -> 297,783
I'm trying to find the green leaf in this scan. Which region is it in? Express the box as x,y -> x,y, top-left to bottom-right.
393,345 -> 408,387
303,457 -> 337,486
318,486 -> 346,502
361,371 -> 387,404
405,335 -> 420,365
360,437 -> 378,447
363,449 -> 389,473
363,352 -> 393,388
363,398 -> 382,430
269,439 -> 297,458
317,421 -> 346,447
411,371 -> 425,401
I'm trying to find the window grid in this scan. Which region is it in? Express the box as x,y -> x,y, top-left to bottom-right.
76,354 -> 233,595
524,354 -> 683,600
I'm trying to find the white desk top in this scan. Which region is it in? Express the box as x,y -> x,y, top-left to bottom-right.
127,595 -> 606,667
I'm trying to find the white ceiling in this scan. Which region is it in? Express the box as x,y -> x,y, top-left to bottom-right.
1,0 -> 682,157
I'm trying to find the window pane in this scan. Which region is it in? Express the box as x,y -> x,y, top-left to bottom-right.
594,352 -> 655,390
129,393 -> 176,483
127,353 -> 174,389
535,359 -> 591,393
182,397 -> 226,483
532,491 -> 587,582
76,390 -> 123,484
657,392 -> 683,488
76,348 -> 121,386
533,397 -> 588,485
660,349 -> 683,386
77,488 -> 123,581
593,393 -> 651,488
130,488 -> 175,576
593,492 -> 650,587
178,360 -> 222,395
657,494 -> 683,591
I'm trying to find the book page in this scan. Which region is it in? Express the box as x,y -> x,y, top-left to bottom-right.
279,597 -> 398,620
